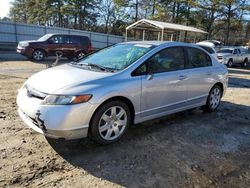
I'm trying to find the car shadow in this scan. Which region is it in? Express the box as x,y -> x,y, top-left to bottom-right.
47,101 -> 250,187
228,68 -> 250,88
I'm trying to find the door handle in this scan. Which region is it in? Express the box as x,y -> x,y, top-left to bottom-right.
147,74 -> 153,80
179,75 -> 188,80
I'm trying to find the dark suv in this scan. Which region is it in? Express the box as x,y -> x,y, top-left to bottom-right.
17,34 -> 92,61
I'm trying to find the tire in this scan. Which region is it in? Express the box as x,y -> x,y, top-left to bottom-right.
76,51 -> 85,59
203,85 -> 222,112
90,100 -> 131,144
242,58 -> 248,67
227,59 -> 233,68
32,49 -> 45,61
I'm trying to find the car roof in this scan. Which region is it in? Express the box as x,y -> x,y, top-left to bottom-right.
47,33 -> 89,38
122,41 -> 196,47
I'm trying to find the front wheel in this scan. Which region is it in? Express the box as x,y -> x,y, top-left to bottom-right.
227,59 -> 233,68
32,49 -> 45,61
203,85 -> 222,112
90,100 -> 131,144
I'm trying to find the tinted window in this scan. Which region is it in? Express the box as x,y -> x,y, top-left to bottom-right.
69,36 -> 89,44
49,35 -> 69,44
147,47 -> 185,73
186,47 -> 212,68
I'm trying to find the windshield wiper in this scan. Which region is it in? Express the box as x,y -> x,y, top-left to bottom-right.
78,63 -> 118,72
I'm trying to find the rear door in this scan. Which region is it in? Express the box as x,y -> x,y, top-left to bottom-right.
140,47 -> 188,118
184,47 -> 215,106
237,49 -> 244,63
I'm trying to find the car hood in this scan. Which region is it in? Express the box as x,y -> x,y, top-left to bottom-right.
19,40 -> 37,44
217,53 -> 231,57
27,64 -> 113,94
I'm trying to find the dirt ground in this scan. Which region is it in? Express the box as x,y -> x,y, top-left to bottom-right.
0,59 -> 249,188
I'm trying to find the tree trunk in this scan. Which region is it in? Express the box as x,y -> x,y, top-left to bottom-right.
226,4 -> 232,45
135,0 -> 139,21
152,0 -> 156,16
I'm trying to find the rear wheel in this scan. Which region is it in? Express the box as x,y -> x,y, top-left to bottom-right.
227,59 -> 233,68
76,51 -> 85,59
90,100 -> 131,144
242,58 -> 248,67
32,49 -> 45,61
203,85 -> 222,112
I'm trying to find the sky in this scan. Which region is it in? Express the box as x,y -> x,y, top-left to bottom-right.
0,0 -> 12,18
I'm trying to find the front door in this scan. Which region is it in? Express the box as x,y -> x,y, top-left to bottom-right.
140,47 -> 187,118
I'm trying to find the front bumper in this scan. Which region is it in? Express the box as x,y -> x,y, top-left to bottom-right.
16,46 -> 33,58
17,87 -> 98,140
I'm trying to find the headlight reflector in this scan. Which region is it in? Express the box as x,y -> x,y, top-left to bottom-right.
42,94 -> 92,105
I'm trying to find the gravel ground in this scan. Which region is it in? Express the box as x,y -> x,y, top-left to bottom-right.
0,60 -> 249,188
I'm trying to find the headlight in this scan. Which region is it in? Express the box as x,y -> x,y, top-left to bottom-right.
42,94 -> 92,105
20,42 -> 29,47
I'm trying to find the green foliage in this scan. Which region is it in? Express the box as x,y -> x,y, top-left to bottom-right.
8,0 -> 250,44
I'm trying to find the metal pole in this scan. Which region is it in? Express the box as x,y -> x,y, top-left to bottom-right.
161,28 -> 164,41
170,33 -> 173,41
125,29 -> 128,41
158,32 -> 160,41
142,30 -> 145,41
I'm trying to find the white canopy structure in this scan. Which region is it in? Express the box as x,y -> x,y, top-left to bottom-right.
125,19 -> 207,41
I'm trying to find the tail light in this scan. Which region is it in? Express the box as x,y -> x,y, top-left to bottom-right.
87,42 -> 92,53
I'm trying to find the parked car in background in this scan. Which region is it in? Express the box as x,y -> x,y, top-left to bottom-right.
217,47 -> 249,67
17,34 -> 92,61
197,44 -> 217,60
197,40 -> 224,48
17,41 -> 228,144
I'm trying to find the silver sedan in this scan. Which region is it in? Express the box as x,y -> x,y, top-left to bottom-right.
17,41 -> 228,144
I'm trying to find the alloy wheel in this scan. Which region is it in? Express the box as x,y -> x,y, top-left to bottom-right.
209,87 -> 221,110
98,106 -> 127,141
33,50 -> 44,61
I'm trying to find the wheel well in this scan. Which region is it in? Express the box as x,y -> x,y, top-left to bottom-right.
244,58 -> 248,62
90,96 -> 135,127
213,82 -> 224,95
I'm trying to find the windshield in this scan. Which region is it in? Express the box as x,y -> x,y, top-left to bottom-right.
217,49 -> 233,54
37,34 -> 53,42
77,43 -> 154,71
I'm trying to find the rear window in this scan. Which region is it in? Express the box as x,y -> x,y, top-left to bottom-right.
186,47 -> 212,68
70,36 -> 89,44
198,45 -> 215,54
217,49 -> 233,54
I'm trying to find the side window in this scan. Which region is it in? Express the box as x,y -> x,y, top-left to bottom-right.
49,35 -> 69,44
237,49 -> 241,54
147,47 -> 185,74
233,49 -> 238,54
186,47 -> 212,68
